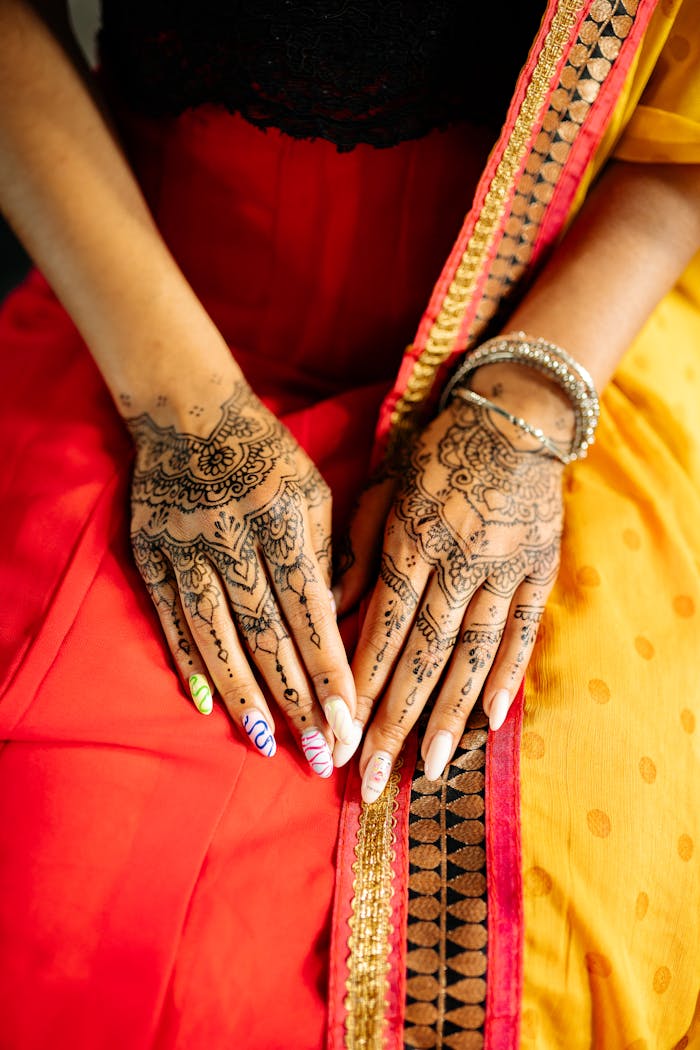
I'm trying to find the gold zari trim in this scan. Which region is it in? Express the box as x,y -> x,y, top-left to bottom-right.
344,760 -> 402,1050
387,0 -> 584,453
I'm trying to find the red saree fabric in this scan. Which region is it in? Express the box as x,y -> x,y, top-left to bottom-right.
0,108 -> 489,1048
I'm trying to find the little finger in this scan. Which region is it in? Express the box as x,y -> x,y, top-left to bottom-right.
174,563 -> 279,755
481,583 -> 548,732
144,575 -> 213,714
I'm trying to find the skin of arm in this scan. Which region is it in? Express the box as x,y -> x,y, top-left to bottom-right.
340,158 -> 700,799
0,0 -> 358,769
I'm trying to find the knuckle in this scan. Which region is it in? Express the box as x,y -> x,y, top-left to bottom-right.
355,693 -> 377,723
372,719 -> 410,751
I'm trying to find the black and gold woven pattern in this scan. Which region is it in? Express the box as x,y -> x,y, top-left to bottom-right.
404,710 -> 489,1049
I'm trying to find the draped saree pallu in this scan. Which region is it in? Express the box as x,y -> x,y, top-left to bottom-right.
328,1 -> 678,1047
1,0 -> 699,1047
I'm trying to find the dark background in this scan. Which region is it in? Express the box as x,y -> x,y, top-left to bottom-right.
0,0 -> 98,301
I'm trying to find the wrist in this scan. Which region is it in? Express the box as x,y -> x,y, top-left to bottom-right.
468,362 -> 576,442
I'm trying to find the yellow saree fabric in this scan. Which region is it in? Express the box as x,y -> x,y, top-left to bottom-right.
521,2 -> 700,1045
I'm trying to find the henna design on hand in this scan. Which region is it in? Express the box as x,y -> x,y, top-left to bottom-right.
412,605 -> 459,683
391,400 -> 563,613
128,381 -> 331,700
368,553 -> 420,681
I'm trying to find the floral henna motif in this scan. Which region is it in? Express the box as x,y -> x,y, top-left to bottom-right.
128,381 -> 332,702
438,399 -> 563,526
129,383 -> 294,512
392,401 -> 563,612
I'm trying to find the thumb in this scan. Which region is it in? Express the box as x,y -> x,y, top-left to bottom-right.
333,477 -> 397,616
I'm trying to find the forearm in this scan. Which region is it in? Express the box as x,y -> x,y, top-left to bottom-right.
471,160 -> 700,429
0,0 -> 240,425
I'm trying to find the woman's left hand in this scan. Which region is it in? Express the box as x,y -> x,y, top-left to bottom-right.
338,395 -> 565,802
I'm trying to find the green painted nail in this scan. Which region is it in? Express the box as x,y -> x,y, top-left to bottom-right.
189,673 -> 213,715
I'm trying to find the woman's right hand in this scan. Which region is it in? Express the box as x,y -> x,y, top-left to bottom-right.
127,376 -> 358,777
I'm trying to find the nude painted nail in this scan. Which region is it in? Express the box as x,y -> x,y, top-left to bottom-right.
333,719 -> 364,768
301,728 -> 334,778
424,730 -> 454,781
328,588 -> 337,617
488,689 -> 511,732
242,710 -> 276,758
361,751 -> 393,804
189,673 -> 213,715
323,696 -> 354,745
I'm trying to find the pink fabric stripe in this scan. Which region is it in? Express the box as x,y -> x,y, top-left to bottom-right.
484,682 -> 525,1049
371,0 -> 585,466
327,734 -> 417,1050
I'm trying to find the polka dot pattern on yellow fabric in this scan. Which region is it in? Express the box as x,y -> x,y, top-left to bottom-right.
623,528 -> 641,550
639,757 -> 657,783
680,709 -> 695,734
577,565 -> 601,587
587,810 -> 611,838
673,595 -> 695,618
588,679 -> 611,704
635,892 -> 649,920
653,966 -> 671,994
668,34 -> 691,61
521,1009 -> 538,1040
678,835 -> 694,862
523,867 -> 553,897
522,732 -> 545,759
634,636 -> 655,660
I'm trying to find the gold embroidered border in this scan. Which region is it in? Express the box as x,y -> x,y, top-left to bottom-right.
344,758 -> 403,1050
387,0 -> 584,453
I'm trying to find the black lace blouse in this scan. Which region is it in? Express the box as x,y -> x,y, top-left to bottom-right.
98,1 -> 545,151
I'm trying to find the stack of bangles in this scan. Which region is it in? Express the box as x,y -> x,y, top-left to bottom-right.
438,331 -> 601,465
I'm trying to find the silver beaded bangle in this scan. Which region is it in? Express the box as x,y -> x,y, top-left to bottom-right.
438,331 -> 600,464
449,387 -> 570,464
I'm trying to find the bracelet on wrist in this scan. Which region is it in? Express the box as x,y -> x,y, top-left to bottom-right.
438,332 -> 600,465
448,387 -> 571,464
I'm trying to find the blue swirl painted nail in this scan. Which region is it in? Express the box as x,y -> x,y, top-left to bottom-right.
242,711 -> 276,757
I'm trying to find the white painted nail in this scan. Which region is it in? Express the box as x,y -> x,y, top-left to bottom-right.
333,719 -> 364,768
189,673 -> 213,715
424,730 -> 454,781
489,689 -> 511,732
361,751 -> 393,804
242,710 -> 276,758
323,696 -> 354,745
301,728 -> 334,778
328,588 -> 337,617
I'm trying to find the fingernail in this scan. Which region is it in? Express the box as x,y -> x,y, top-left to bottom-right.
328,588 -> 337,617
323,696 -> 354,745
242,710 -> 276,758
424,730 -> 454,781
361,751 -> 392,804
488,689 -> 511,732
333,719 -> 364,768
331,585 -> 342,611
189,673 -> 213,715
301,728 -> 334,779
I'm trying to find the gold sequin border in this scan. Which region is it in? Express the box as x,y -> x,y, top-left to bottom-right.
344,758 -> 403,1050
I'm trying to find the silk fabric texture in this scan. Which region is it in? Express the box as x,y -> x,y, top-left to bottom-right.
0,1 -> 699,1048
